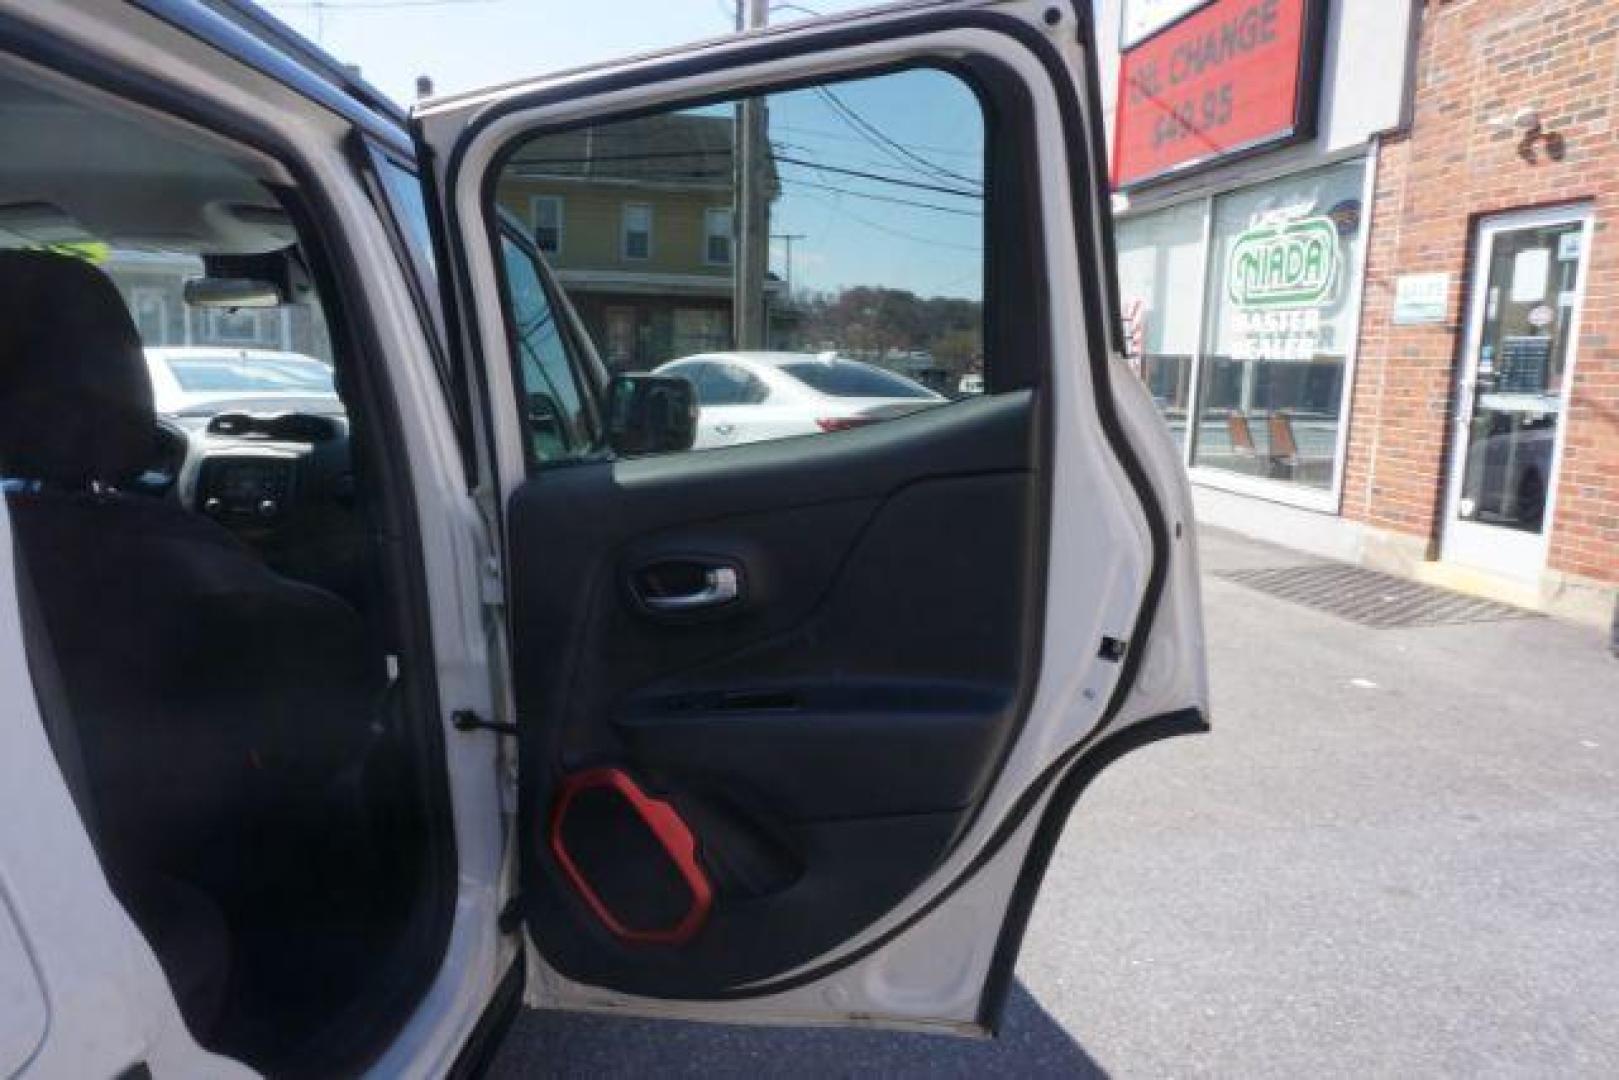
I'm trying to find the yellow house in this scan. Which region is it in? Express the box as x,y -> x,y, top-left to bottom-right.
496,112 -> 781,370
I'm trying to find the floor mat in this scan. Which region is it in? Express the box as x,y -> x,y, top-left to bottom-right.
1213,563 -> 1541,628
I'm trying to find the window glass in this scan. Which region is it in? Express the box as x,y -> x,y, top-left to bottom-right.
102,251 -> 334,366
666,362 -> 712,400
376,157 -> 437,272
704,207 -> 733,266
1457,219 -> 1585,534
696,363 -> 769,405
499,233 -> 595,463
1190,160 -> 1366,490
495,67 -> 985,454
700,364 -> 745,405
166,355 -> 335,393
779,359 -> 936,399
622,204 -> 651,260
533,196 -> 563,255
1116,200 -> 1206,449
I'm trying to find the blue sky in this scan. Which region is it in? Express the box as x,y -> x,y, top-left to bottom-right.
260,0 -> 986,298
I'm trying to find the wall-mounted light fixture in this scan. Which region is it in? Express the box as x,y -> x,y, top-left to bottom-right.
1486,105 -> 1563,163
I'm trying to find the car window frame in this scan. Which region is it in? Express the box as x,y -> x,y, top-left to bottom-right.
350,133 -> 476,482
492,217 -> 605,469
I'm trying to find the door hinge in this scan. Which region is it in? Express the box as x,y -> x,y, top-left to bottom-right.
451,709 -> 518,737
1098,636 -> 1129,662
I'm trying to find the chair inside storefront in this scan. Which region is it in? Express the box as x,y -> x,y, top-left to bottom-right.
1227,411 -> 1260,468
1268,411 -> 1334,485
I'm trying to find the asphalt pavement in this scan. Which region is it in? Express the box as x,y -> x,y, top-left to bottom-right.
490,526 -> 1619,1078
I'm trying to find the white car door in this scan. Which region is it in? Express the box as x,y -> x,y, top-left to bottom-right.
416,0 -> 1207,1034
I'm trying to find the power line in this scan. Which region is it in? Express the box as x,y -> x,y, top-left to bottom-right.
773,154 -> 978,199
510,148 -> 981,200
780,175 -> 981,217
796,193 -> 982,254
813,87 -> 984,191
771,137 -> 981,188
773,123 -> 982,161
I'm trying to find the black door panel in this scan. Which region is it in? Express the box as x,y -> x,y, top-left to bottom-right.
511,391 -> 1042,995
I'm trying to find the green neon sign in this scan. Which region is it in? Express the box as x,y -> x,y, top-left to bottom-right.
1227,217 -> 1339,309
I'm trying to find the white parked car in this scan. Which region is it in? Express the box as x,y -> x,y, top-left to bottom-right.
144,346 -> 337,416
0,2 -> 1206,1076
655,351 -> 944,448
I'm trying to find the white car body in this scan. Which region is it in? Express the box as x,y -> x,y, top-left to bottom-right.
0,2 -> 1209,1076
655,351 -> 944,449
143,346 -> 337,416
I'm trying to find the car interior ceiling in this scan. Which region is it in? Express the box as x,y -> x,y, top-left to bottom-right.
0,66 -> 447,1075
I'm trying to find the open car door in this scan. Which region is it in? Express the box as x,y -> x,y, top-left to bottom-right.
416,0 -> 1207,1034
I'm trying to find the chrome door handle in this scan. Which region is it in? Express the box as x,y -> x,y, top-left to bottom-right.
641,566 -> 740,612
713,423 -> 735,436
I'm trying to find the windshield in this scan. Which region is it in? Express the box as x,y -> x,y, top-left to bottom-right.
779,360 -> 937,400
164,356 -> 336,395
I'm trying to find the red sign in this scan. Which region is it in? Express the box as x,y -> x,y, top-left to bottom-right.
1112,0 -> 1319,189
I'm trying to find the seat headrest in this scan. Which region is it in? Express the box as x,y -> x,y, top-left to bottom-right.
0,250 -> 155,487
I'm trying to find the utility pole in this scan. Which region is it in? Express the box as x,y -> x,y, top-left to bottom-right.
771,233 -> 807,297
734,0 -> 770,349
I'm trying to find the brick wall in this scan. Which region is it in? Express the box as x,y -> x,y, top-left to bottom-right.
1346,0 -> 1619,585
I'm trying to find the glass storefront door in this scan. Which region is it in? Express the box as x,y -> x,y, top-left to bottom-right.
1442,207 -> 1592,579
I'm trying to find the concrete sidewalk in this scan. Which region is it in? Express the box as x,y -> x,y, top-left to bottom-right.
492,526 -> 1619,1077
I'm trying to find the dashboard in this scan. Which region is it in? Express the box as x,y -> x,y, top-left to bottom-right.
157,406 -> 364,602
179,410 -> 349,525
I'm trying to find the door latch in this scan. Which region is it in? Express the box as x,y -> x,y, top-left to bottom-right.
451,709 -> 518,736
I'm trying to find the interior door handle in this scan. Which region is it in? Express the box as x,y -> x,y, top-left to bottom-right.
640,566 -> 740,612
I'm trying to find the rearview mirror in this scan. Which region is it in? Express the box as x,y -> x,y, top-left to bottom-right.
605,374 -> 697,457
183,277 -> 282,308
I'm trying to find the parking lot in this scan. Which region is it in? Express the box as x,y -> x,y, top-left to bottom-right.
492,526 -> 1619,1078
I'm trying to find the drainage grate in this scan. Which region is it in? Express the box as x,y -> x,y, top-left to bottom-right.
1214,564 -> 1541,628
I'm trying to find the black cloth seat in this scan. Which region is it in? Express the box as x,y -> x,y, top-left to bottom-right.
0,250 -> 381,1042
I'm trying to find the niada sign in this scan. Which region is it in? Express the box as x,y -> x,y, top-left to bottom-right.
1227,216 -> 1339,309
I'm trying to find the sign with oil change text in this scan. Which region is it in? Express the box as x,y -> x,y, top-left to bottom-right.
1112,0 -> 1321,189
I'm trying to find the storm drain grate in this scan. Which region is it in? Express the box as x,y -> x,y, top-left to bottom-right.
1214,564 -> 1542,628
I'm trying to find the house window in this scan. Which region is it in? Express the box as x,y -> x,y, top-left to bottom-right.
704,207 -> 733,266
531,195 -> 563,255
621,203 -> 651,261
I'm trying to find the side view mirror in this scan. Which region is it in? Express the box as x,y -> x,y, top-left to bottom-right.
605,373 -> 697,457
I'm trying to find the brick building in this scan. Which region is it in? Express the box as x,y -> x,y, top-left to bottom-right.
1342,0 -> 1619,621
1098,0 -> 1619,625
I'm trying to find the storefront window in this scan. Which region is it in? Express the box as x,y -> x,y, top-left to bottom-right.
1190,160 -> 1366,491
1117,201 -> 1205,449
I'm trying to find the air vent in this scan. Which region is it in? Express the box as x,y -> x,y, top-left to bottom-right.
205,412 -> 338,443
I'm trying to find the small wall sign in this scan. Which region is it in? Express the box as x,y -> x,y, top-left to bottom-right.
1392,272 -> 1449,325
